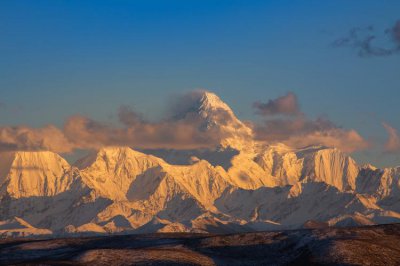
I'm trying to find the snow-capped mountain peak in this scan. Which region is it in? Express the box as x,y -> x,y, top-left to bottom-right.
197,91 -> 235,115
1,92 -> 400,237
183,91 -> 254,150
0,151 -> 75,198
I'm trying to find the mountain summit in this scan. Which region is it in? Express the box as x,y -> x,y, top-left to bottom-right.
0,151 -> 75,198
197,91 -> 235,115
0,92 -> 399,237
178,90 -> 254,150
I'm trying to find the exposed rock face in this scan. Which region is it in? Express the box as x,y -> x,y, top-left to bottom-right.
0,91 -> 399,236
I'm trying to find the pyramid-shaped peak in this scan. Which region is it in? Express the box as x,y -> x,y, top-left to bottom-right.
170,90 -> 236,121
197,90 -> 234,113
0,150 -> 74,198
0,150 -> 71,187
0,150 -> 70,170
171,90 -> 254,150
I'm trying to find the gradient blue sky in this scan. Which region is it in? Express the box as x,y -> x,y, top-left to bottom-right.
1,0 -> 399,166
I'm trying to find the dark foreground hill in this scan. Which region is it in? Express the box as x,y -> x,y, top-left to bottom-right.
1,224 -> 400,265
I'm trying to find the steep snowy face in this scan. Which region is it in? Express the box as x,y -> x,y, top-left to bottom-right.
78,147 -> 164,200
0,145 -> 400,235
130,171 -> 206,223
356,166 -> 400,210
374,168 -> 400,199
255,144 -> 303,186
91,155 -> 233,230
254,146 -> 360,191
300,147 -> 359,191
125,160 -> 232,219
2,92 -> 400,235
163,160 -> 233,208
174,91 -> 254,150
197,91 -> 235,116
0,151 -> 74,198
216,181 -> 379,229
226,151 -> 281,190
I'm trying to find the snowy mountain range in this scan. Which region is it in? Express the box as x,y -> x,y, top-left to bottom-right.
0,91 -> 399,237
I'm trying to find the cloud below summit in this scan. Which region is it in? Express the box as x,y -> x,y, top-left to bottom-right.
0,91 -> 239,153
0,91 -> 376,154
62,91 -> 236,150
63,113 -> 225,150
0,125 -> 75,153
252,93 -> 369,153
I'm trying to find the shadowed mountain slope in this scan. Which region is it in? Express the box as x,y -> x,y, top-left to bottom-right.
0,92 -> 399,236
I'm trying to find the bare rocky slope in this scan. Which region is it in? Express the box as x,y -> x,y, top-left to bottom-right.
1,223 -> 400,265
0,92 -> 399,237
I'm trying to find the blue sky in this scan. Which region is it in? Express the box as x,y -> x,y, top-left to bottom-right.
1,1 -> 399,166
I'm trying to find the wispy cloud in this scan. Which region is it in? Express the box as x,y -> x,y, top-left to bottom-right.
62,91 -> 235,150
63,114 -> 226,150
333,20 -> 400,57
253,92 -> 369,152
1,91 -> 232,152
0,91 -> 372,154
0,125 -> 75,153
382,122 -> 400,152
